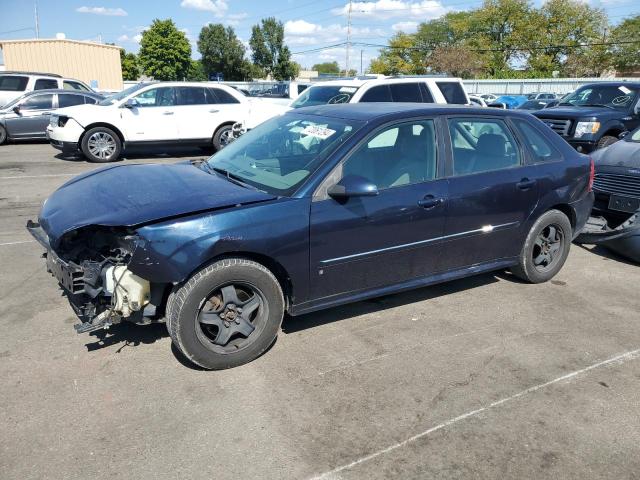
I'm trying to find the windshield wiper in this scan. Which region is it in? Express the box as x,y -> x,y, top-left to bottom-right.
211,166 -> 261,191
580,103 -> 616,110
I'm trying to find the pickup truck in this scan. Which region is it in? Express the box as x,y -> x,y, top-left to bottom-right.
533,82 -> 640,153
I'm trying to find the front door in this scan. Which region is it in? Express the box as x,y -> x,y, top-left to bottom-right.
309,119 -> 448,300
441,117 -> 539,271
120,86 -> 179,141
5,93 -> 54,138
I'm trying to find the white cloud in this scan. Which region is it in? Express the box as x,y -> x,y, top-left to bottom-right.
76,6 -> 128,16
117,33 -> 142,44
180,0 -> 228,17
392,21 -> 418,32
285,21 -> 385,46
285,20 -> 322,35
332,0 -> 447,20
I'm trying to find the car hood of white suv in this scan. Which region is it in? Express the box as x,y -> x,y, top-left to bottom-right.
54,103 -> 116,126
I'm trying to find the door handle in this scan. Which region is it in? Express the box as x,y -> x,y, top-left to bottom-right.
41,112 -> 52,116
516,178 -> 536,190
163,111 -> 174,115
209,109 -> 219,113
418,195 -> 443,209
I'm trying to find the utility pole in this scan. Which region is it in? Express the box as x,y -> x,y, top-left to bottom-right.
345,0 -> 352,76
34,1 -> 40,39
360,49 -> 363,75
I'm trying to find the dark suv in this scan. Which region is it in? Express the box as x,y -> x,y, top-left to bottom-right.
533,82 -> 640,153
28,104 -> 594,369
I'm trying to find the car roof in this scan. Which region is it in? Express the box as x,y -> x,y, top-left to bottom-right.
578,82 -> 640,88
290,102 -> 529,121
20,89 -> 102,97
308,76 -> 463,88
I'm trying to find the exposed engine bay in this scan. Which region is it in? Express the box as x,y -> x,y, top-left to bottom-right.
28,222 -> 165,333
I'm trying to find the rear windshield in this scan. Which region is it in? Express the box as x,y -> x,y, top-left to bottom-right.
436,82 -> 468,104
0,75 -> 28,92
291,85 -> 358,108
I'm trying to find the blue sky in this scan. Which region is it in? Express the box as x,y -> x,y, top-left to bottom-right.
1,0 -> 639,72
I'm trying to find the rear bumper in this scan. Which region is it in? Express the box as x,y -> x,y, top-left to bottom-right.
570,191 -> 595,238
575,214 -> 640,263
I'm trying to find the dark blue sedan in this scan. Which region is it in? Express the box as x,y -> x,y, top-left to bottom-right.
28,103 -> 594,369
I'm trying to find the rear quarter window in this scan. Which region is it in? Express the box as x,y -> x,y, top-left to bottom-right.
360,85 -> 392,102
436,82 -> 468,104
513,119 -> 562,163
0,75 -> 28,91
389,83 -> 422,102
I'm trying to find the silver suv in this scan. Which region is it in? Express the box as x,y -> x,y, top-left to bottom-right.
0,71 -> 93,107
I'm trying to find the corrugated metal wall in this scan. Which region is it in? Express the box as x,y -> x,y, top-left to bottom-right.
463,77 -> 640,95
1,39 -> 123,90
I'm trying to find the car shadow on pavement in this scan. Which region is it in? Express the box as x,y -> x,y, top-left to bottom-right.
85,322 -> 168,352
575,243 -> 638,266
282,272 -> 502,334
55,146 -> 210,163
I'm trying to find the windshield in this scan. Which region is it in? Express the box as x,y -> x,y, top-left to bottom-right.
98,83 -> 149,106
1,92 -> 28,110
559,85 -> 639,110
629,127 -> 640,143
206,114 -> 363,196
290,85 -> 359,108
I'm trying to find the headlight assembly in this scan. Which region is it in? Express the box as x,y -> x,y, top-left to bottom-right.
574,121 -> 600,138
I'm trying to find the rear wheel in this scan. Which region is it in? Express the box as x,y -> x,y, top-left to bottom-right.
81,126 -> 121,162
212,124 -> 233,151
596,135 -> 618,150
511,209 -> 572,283
167,258 -> 284,370
0,125 -> 7,145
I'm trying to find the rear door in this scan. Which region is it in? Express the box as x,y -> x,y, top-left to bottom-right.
309,118 -> 448,300
440,116 -> 540,270
5,92 -> 54,138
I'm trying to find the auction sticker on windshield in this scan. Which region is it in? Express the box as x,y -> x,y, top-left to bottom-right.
301,125 -> 336,140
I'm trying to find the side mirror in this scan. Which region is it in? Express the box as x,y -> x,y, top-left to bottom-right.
619,131 -> 629,139
123,98 -> 139,109
12,105 -> 20,114
327,175 -> 379,200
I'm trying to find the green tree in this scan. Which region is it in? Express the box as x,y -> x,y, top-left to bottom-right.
186,59 -> 207,81
368,33 -> 426,75
120,49 -> 139,81
610,15 -> 640,74
138,19 -> 192,80
312,61 -> 340,74
198,23 -> 248,81
250,18 -> 298,80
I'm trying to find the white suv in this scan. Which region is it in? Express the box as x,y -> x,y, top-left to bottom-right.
0,71 -> 93,107
47,82 -> 251,162
234,76 -> 469,136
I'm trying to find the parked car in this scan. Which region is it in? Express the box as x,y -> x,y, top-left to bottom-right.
0,89 -> 103,145
543,91 -> 574,109
46,82 -> 252,162
533,82 -> 640,152
575,126 -> 640,262
0,71 -> 93,107
517,99 -> 553,111
478,93 -> 499,103
468,94 -> 488,107
488,95 -> 528,109
233,76 -> 470,137
527,92 -> 556,100
28,103 -> 594,369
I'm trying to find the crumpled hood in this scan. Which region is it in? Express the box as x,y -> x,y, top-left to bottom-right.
592,139 -> 640,169
39,162 -> 275,247
533,106 -> 623,120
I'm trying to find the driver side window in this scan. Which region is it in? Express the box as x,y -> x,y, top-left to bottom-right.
338,120 -> 437,190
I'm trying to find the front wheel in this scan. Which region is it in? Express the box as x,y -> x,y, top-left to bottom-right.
81,126 -> 122,162
0,125 -> 7,145
212,124 -> 233,151
167,258 -> 284,370
596,135 -> 618,150
511,209 -> 572,283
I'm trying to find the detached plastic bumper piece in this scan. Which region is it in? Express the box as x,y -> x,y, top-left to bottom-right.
575,212 -> 640,263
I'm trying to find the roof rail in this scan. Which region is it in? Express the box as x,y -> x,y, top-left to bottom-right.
0,71 -> 63,78
388,74 -> 449,79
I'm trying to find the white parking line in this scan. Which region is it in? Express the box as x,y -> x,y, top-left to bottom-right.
0,240 -> 36,247
308,348 -> 640,480
0,173 -> 77,180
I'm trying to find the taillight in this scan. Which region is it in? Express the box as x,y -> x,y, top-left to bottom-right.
588,156 -> 594,192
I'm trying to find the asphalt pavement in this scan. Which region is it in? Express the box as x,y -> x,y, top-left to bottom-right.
1,142 -> 639,480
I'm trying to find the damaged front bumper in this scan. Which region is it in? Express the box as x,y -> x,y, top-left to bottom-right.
575,212 -> 640,263
27,220 -> 154,333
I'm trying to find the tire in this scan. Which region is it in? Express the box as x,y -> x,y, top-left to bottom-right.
511,209 -> 572,284
81,126 -> 122,162
0,125 -> 7,145
212,124 -> 233,151
596,135 -> 618,150
167,258 -> 284,370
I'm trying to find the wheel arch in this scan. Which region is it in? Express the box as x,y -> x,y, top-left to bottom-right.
548,203 -> 576,231
212,121 -> 237,139
80,122 -> 126,146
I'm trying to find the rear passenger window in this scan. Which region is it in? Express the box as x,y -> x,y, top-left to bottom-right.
176,87 -> 207,105
448,118 -> 521,175
34,79 -> 58,90
58,94 -> 84,108
513,119 -> 561,163
389,83 -> 422,102
436,82 -> 467,104
63,80 -> 90,91
360,85 -> 392,102
208,88 -> 240,104
341,120 -> 437,189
